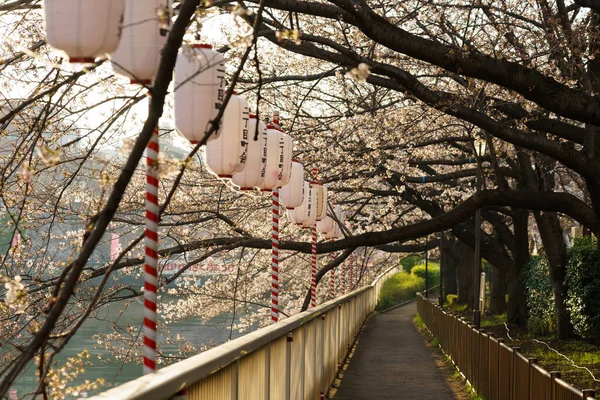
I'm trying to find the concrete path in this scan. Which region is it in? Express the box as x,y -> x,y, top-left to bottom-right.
334,301 -> 455,400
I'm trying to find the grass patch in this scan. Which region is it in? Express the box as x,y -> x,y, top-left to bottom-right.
481,313 -> 507,328
415,313 -> 426,330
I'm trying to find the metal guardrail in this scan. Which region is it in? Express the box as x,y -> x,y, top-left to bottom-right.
91,265 -> 401,399
417,294 -> 597,400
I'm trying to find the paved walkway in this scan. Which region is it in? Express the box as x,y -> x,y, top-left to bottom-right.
334,301 -> 455,400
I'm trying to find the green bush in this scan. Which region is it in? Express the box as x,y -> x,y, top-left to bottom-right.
377,271 -> 425,310
410,263 -> 440,287
565,236 -> 600,341
523,255 -> 555,334
400,255 -> 422,273
446,294 -> 458,306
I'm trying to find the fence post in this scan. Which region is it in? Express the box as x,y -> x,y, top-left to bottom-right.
549,371 -> 560,400
511,346 -> 520,399
528,357 -> 537,400
497,338 -> 504,400
286,333 -> 293,400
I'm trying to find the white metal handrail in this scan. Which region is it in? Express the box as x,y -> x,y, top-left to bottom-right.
91,264 -> 400,400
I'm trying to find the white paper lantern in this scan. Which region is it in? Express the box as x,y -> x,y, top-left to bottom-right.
44,0 -> 125,63
204,94 -> 249,178
232,116 -> 267,190
258,129 -> 280,191
111,0 -> 170,83
323,222 -> 340,240
315,185 -> 328,221
269,126 -> 293,188
317,215 -> 334,234
317,201 -> 335,234
301,183 -> 319,228
174,44 -> 226,144
324,204 -> 343,239
287,181 -> 316,226
280,161 -> 304,209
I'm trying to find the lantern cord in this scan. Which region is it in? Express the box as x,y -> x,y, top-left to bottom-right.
271,189 -> 280,323
310,167 -> 318,308
143,97 -> 159,375
329,240 -> 335,300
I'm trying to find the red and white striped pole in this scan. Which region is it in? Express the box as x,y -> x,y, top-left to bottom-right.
329,241 -> 335,300
271,189 -> 280,323
310,167 -> 318,308
349,253 -> 353,291
341,259 -> 346,295
271,111 -> 281,323
143,94 -> 159,375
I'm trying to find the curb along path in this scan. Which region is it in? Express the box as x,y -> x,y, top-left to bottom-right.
334,301 -> 456,399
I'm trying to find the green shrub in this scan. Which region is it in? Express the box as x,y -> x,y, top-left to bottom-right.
377,271 -> 425,310
446,294 -> 458,306
565,236 -> 600,341
400,255 -> 422,273
410,263 -> 440,287
523,255 -> 555,333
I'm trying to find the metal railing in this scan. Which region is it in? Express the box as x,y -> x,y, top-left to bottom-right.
91,265 -> 401,399
417,294 -> 597,400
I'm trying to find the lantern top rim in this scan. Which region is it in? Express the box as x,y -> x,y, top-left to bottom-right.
192,43 -> 213,49
267,124 -> 283,131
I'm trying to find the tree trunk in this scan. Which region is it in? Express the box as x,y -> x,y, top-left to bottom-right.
442,235 -> 458,297
507,208 -> 528,327
454,238 -> 475,308
489,264 -> 507,315
534,211 -> 574,339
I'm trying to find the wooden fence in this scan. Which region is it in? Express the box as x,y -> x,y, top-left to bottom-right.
417,294 -> 597,400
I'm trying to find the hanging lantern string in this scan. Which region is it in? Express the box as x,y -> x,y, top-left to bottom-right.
310,167 -> 318,308
329,239 -> 335,300
143,92 -> 159,375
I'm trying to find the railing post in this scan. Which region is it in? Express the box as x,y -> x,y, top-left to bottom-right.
232,360 -> 239,400
528,357 -> 537,400
511,346 -> 520,399
320,314 -> 326,400
285,333 -> 292,400
497,337 -> 504,400
549,371 -> 560,400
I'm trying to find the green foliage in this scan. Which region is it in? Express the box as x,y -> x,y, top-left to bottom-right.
414,313 -> 426,330
481,313 -> 507,328
565,236 -> 600,341
527,316 -> 553,336
446,294 -> 458,306
377,271 -> 425,310
410,262 -> 440,286
399,255 -> 422,273
523,255 -> 555,334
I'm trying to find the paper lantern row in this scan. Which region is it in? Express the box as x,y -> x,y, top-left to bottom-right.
43,0 -> 347,236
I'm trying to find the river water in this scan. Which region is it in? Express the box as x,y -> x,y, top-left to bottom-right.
11,299 -> 249,398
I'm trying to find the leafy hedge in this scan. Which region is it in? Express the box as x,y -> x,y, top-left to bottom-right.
399,255 -> 422,273
411,262 -> 440,287
377,263 -> 440,310
523,255 -> 555,334
565,236 -> 600,341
